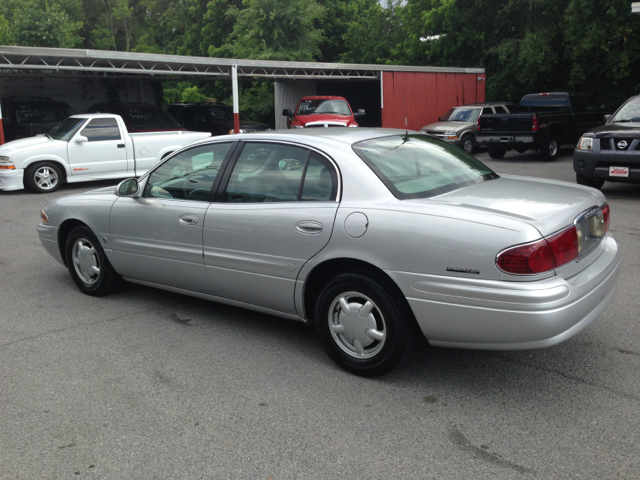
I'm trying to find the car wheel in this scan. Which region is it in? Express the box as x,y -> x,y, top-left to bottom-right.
65,226 -> 123,296
576,173 -> 605,190
461,134 -> 475,154
25,162 -> 63,193
314,273 -> 415,377
488,145 -> 506,159
541,135 -> 560,161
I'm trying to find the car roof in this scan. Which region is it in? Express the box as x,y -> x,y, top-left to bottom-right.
458,102 -> 514,107
190,127 -> 419,147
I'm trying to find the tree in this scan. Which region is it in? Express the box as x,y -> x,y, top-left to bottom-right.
218,0 -> 325,61
11,0 -> 82,48
340,0 -> 403,64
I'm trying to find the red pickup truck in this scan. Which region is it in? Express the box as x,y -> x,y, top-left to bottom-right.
282,96 -> 364,128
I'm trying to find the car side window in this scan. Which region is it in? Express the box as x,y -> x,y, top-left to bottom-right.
143,143 -> 232,201
482,107 -> 494,115
81,118 -> 121,142
494,106 -> 507,114
224,143 -> 337,203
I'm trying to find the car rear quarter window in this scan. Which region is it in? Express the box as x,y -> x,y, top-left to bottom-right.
494,106 -> 507,114
81,118 -> 121,142
353,134 -> 498,199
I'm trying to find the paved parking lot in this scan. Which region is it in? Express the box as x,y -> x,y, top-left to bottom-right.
1,147 -> 639,479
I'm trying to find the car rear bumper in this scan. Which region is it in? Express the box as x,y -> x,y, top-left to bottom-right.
574,149 -> 640,182
478,136 -> 535,147
387,234 -> 620,350
37,223 -> 64,265
0,168 -> 24,191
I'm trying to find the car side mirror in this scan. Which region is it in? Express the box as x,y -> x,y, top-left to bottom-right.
603,114 -> 611,123
75,135 -> 88,143
282,109 -> 293,117
438,117 -> 443,121
116,178 -> 139,197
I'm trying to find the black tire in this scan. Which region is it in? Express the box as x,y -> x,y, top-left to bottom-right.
460,134 -> 475,155
540,135 -> 560,161
25,162 -> 64,193
576,173 -> 605,190
488,145 -> 506,159
314,272 -> 415,377
65,226 -> 123,296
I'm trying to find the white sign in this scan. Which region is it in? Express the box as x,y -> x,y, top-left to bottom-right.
609,166 -> 630,177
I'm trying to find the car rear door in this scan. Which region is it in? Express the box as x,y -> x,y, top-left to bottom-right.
67,117 -> 128,176
202,141 -> 340,315
109,142 -> 235,291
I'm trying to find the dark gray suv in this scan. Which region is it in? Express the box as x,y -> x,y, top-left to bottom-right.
168,103 -> 271,136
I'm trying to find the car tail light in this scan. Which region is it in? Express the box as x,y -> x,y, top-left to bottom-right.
477,116 -> 481,132
497,226 -> 579,275
532,116 -> 539,131
601,204 -> 610,234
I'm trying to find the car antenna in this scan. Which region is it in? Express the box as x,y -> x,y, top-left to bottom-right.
402,92 -> 410,142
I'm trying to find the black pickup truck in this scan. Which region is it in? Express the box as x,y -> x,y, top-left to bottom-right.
477,92 -> 610,161
574,94 -> 640,189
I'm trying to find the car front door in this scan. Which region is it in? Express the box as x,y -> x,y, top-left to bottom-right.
202,141 -> 340,315
109,142 -> 235,291
67,117 -> 128,176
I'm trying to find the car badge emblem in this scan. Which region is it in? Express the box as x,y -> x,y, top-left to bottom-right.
447,266 -> 480,274
617,140 -> 628,150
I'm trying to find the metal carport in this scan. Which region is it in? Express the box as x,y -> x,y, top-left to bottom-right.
0,46 -> 485,143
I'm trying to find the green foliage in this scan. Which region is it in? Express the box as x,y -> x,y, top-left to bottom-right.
340,0 -> 402,64
181,86 -> 209,103
217,0 -> 325,61
9,0 -> 82,48
0,14 -> 13,45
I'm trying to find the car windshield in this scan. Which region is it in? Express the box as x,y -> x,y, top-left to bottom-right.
297,99 -> 351,116
441,107 -> 481,122
12,102 -> 75,124
127,108 -> 181,129
610,98 -> 640,123
48,117 -> 87,141
353,134 -> 498,199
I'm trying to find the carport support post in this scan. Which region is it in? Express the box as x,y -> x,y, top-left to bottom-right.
232,65 -> 240,134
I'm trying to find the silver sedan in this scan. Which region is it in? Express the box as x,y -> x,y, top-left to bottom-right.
37,129 -> 621,376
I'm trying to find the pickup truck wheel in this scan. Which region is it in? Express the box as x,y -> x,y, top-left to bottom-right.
65,226 -> 123,296
460,134 -> 475,154
25,162 -> 63,193
541,135 -> 560,161
576,173 -> 605,190
488,145 -> 506,159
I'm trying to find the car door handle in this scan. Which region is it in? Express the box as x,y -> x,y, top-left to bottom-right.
296,221 -> 323,235
117,143 -> 125,148
179,214 -> 199,225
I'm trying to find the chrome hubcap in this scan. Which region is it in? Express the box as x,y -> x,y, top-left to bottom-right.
328,292 -> 386,359
72,238 -> 100,285
463,139 -> 473,153
34,166 -> 59,190
549,140 -> 558,156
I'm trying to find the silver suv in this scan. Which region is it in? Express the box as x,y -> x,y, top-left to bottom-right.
421,102 -> 517,154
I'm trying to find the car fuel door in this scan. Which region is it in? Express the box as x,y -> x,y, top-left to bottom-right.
202,144 -> 340,315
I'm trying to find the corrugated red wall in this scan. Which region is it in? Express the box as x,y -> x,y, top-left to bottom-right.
381,72 -> 486,131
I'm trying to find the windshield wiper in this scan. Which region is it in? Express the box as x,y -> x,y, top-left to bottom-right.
614,119 -> 640,123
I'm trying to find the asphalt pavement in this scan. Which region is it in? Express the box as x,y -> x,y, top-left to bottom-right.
1,147 -> 639,479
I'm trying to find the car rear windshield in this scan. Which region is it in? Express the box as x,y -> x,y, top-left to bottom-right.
297,99 -> 351,116
520,94 -> 570,112
353,134 -> 498,199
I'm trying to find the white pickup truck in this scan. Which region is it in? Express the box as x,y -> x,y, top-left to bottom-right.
0,113 -> 211,193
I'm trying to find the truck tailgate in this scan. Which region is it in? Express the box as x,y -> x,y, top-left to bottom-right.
478,113 -> 534,135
